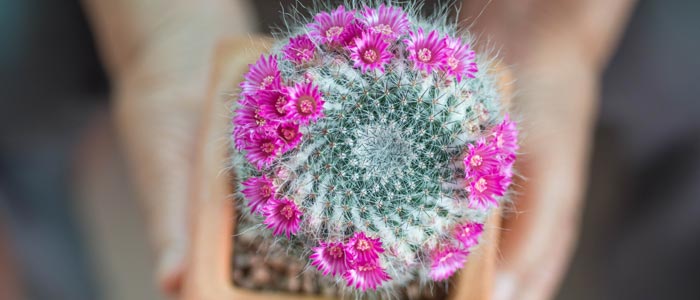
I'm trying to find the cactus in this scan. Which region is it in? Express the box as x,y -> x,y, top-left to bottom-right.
230,1 -> 518,297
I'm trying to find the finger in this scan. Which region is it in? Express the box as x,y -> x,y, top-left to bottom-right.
494,152 -> 584,300
96,1 -> 258,294
493,66 -> 598,300
115,84 -> 204,295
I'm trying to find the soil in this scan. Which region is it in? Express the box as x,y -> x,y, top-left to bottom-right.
231,210 -> 450,300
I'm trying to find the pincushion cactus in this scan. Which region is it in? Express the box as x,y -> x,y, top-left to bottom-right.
230,1 -> 518,297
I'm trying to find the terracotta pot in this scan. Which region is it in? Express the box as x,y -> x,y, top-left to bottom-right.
181,37 -> 508,300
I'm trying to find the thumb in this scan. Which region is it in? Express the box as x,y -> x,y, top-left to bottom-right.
493,148 -> 584,300
114,81 -> 206,296
492,115 -> 591,300
156,233 -> 188,295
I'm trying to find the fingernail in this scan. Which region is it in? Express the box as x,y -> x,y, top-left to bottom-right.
492,272 -> 518,300
156,247 -> 185,295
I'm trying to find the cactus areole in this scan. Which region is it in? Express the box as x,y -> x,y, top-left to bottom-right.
230,1 -> 518,296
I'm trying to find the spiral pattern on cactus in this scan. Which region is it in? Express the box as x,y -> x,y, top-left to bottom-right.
230,1 -> 518,296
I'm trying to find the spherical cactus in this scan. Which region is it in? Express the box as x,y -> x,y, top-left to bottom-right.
230,1 -> 518,297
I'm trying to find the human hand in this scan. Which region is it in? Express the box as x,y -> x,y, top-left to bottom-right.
82,0 -> 256,296
461,0 -> 636,299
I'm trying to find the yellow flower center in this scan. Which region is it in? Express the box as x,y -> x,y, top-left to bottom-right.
281,205 -> 294,219
275,96 -> 287,114
260,75 -> 275,89
356,239 -> 371,251
254,109 -> 266,126
261,142 -> 275,154
329,245 -> 344,259
447,56 -> 459,70
326,26 -> 343,38
470,154 -> 483,167
373,24 -> 393,35
363,49 -> 378,63
297,96 -> 316,115
475,178 -> 487,193
418,48 -> 432,62
260,185 -> 271,198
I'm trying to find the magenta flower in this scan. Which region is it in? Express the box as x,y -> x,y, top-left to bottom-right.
285,81 -> 325,124
489,116 -> 518,183
276,121 -> 302,152
344,260 -> 391,291
360,4 -> 410,40
233,104 -> 267,129
466,173 -> 507,209
232,127 -> 247,151
258,90 -> 291,122
349,31 -> 393,73
490,114 -> 519,158
310,241 -> 351,276
404,28 -> 448,73
244,131 -> 283,170
263,197 -> 302,238
345,232 -> 384,263
464,138 -> 500,177
308,5 -> 356,46
340,21 -> 366,47
240,55 -> 281,97
429,246 -> 469,281
453,222 -> 484,249
241,175 -> 275,214
442,37 -> 478,82
283,34 -> 316,64
232,104 -> 269,150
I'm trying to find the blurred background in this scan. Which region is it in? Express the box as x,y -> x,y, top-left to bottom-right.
1,0 -> 698,299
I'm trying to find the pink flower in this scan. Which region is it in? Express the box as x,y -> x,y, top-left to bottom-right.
340,21 -> 366,47
453,222 -> 484,249
241,175 -> 275,214
489,115 -> 519,182
360,4 -> 410,40
489,114 -> 519,158
466,173 -> 507,209
234,103 -> 267,129
276,122 -> 302,152
464,138 -> 500,177
232,127 -> 247,151
349,31 -> 393,73
285,81 -> 325,124
240,55 -> 281,97
283,34 -> 316,64
345,232 -> 384,263
232,103 -> 268,150
244,131 -> 282,170
310,241 -> 350,276
429,246 -> 469,281
344,260 -> 391,291
263,197 -> 302,238
258,90 -> 291,122
442,37 -> 478,82
404,28 -> 448,73
308,6 -> 356,46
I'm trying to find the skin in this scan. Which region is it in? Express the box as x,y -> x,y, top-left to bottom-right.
0,224 -> 24,300
461,1 -> 636,299
83,0 -> 635,298
82,0 -> 256,295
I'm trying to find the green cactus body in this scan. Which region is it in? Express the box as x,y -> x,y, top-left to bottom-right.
230,1 -> 516,297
